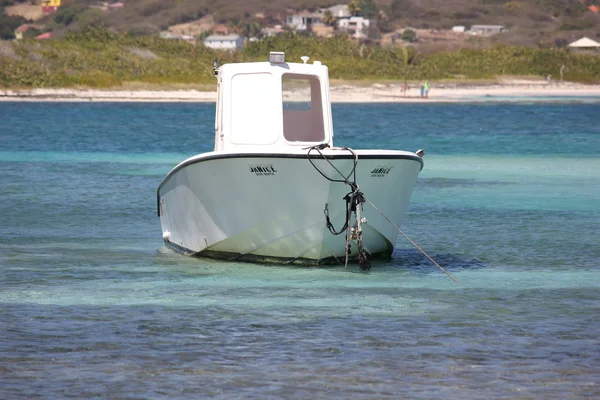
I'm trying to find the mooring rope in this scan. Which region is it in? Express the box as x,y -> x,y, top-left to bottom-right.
365,198 -> 457,282
307,144 -> 370,271
306,144 -> 454,280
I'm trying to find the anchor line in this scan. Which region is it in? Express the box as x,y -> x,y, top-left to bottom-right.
306,144 -> 370,271
365,198 -> 457,282
306,145 -> 455,281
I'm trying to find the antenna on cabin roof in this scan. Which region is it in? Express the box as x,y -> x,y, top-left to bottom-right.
301,56 -> 309,64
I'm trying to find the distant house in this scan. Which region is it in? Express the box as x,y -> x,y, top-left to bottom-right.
159,31 -> 195,43
286,11 -> 322,31
14,24 -> 43,40
326,4 -> 351,18
41,0 -> 61,13
35,32 -> 52,40
14,25 -> 28,40
204,35 -> 244,51
568,37 -> 600,53
89,2 -> 109,11
469,25 -> 508,36
337,16 -> 373,39
452,26 -> 466,33
89,1 -> 122,11
261,25 -> 286,37
213,24 -> 230,35
159,31 -> 179,39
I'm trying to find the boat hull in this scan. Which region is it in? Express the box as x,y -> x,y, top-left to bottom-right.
157,151 -> 423,265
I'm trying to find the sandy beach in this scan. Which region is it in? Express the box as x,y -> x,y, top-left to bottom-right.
2,80 -> 600,102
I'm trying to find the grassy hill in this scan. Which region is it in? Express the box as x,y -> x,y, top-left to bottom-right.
1,1 -> 599,88
2,28 -> 599,89
2,0 -> 599,47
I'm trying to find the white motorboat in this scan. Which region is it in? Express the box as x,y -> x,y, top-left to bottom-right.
157,52 -> 424,270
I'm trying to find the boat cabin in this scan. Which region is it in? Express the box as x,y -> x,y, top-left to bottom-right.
213,52 -> 334,152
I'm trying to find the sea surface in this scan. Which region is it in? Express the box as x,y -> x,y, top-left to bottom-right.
1,100 -> 599,399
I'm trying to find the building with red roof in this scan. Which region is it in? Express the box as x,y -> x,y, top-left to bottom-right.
35,32 -> 52,40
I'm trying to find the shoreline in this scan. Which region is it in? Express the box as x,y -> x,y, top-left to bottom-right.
2,81 -> 600,102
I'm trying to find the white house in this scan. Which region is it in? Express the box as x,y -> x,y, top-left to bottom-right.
286,11 -> 322,31
469,25 -> 508,36
567,37 -> 600,54
204,35 -> 245,51
325,4 -> 350,18
568,37 -> 600,50
261,25 -> 286,37
160,31 -> 195,43
452,26 -> 466,33
337,16 -> 373,39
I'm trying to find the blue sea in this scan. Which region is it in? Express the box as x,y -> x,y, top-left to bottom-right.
1,100 -> 599,399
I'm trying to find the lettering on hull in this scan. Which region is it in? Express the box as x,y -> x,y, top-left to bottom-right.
370,165 -> 393,177
249,164 -> 277,176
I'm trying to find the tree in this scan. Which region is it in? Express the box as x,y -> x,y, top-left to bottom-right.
53,3 -> 86,26
348,0 -> 361,17
322,10 -> 337,27
23,27 -> 42,39
359,0 -> 377,19
0,13 -> 26,40
401,29 -> 417,42
241,22 -> 262,39
78,9 -> 107,29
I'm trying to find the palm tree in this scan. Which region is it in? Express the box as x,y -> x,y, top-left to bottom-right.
322,10 -> 337,27
348,0 -> 361,17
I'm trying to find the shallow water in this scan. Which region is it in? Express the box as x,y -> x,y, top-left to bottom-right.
1,101 -> 599,398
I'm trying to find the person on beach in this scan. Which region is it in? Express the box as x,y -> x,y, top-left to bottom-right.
424,81 -> 430,98
402,79 -> 408,97
420,82 -> 424,97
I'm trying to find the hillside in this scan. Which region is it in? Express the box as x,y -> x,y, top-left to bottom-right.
1,1 -> 599,89
1,28 -> 600,89
2,0 -> 599,48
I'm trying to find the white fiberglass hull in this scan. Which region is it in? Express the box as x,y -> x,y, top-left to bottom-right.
157,149 -> 423,265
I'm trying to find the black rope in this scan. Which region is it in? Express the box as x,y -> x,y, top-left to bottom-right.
307,144 -> 370,271
306,145 -> 357,186
323,187 -> 363,236
309,144 -> 358,236
324,202 -> 349,235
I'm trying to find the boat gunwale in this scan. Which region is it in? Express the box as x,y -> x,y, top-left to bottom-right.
156,151 -> 424,216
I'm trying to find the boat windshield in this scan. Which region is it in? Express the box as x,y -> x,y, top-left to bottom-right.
282,74 -> 325,142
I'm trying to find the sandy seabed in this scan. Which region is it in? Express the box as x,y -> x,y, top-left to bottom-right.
1,80 -> 600,102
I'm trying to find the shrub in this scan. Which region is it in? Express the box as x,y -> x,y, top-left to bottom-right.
77,9 -> 108,29
401,29 -> 417,42
53,3 -> 87,26
0,13 -> 26,40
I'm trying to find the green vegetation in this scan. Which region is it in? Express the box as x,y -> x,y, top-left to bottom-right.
1,29 -> 599,88
401,29 -> 417,43
0,11 -> 26,40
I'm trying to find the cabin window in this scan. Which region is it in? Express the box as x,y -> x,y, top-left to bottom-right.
282,74 -> 325,142
229,73 -> 280,145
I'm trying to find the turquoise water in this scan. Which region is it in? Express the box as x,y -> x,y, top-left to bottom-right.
1,102 -> 599,398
